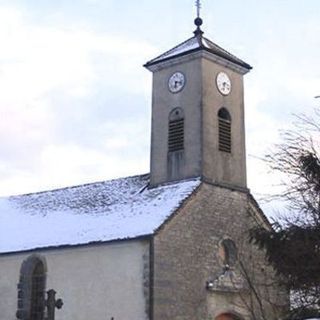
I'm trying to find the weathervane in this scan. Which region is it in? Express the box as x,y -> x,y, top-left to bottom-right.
194,0 -> 204,36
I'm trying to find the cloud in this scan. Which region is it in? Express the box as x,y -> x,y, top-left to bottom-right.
244,15 -> 320,217
0,0 -> 319,222
0,5 -> 156,195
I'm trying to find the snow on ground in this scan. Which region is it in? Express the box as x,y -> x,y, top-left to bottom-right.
0,174 -> 200,254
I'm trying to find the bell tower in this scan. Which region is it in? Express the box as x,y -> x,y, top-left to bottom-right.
144,8 -> 252,190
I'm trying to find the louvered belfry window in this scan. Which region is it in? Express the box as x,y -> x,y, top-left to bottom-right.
168,108 -> 184,152
218,108 -> 232,153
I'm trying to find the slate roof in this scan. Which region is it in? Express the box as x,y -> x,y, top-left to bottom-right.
0,174 -> 200,254
145,34 -> 252,70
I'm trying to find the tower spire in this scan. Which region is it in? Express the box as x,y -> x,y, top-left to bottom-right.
194,0 -> 204,36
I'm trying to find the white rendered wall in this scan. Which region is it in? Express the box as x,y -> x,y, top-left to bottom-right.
0,240 -> 150,320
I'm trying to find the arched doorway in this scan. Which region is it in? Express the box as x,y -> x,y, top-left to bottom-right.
215,313 -> 242,320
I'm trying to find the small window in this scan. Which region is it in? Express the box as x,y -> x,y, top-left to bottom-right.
219,239 -> 237,268
17,255 -> 47,320
168,108 -> 184,152
218,108 -> 231,153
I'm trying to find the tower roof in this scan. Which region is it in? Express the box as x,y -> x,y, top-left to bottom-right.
144,34 -> 252,71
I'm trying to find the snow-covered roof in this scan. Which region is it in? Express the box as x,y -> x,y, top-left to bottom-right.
0,175 -> 200,254
145,34 -> 252,70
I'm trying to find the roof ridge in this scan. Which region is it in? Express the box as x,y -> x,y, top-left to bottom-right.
144,35 -> 198,66
8,173 -> 150,199
202,36 -> 248,65
147,176 -> 201,190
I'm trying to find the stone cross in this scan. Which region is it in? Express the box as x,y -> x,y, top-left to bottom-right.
45,289 -> 63,320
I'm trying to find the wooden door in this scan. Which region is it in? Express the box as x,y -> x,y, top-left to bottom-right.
215,314 -> 240,320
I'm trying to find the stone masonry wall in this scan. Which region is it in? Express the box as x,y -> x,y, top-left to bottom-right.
152,182 -> 288,320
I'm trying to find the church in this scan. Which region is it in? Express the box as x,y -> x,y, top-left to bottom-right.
0,7 -> 288,320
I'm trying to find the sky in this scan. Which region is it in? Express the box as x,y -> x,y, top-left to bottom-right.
0,0 -> 319,216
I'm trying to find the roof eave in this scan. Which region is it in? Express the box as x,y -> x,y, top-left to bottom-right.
204,47 -> 252,70
0,235 -> 153,256
144,48 -> 252,75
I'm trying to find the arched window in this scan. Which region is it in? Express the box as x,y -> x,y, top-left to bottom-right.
219,239 -> 237,268
168,108 -> 184,152
30,260 -> 46,320
17,255 -> 47,320
218,108 -> 232,153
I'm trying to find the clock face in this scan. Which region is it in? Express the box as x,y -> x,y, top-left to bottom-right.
168,72 -> 185,93
216,72 -> 231,95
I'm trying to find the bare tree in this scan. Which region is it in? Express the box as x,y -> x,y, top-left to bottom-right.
250,109 -> 320,319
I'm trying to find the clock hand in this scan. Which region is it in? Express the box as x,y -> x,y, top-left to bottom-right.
223,82 -> 230,89
174,80 -> 182,88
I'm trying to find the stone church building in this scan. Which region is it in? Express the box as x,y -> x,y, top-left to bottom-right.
0,15 -> 287,320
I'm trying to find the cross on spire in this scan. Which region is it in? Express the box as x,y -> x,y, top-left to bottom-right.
195,0 -> 201,18
194,0 -> 204,36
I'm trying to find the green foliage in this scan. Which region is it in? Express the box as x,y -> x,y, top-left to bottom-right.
250,225 -> 320,288
287,306 -> 320,320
